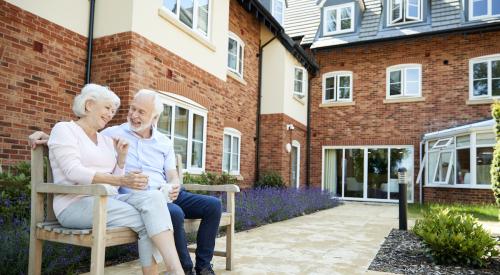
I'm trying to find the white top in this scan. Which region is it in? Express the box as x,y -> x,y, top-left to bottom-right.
48,121 -> 123,217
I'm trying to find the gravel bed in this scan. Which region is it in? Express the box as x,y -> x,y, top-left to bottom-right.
369,229 -> 500,274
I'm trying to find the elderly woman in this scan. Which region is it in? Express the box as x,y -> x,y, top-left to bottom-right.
47,84 -> 183,275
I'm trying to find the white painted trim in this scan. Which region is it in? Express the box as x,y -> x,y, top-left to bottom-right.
222,128 -> 241,175
159,0 -> 212,39
469,0 -> 499,21
387,0 -> 423,26
386,64 -> 422,99
322,71 -> 353,104
468,54 -> 500,100
323,3 -> 355,36
227,32 -> 245,78
293,66 -> 307,98
271,0 -> 285,25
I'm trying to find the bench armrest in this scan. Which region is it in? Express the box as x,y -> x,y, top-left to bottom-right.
36,183 -> 118,196
182,184 -> 240,193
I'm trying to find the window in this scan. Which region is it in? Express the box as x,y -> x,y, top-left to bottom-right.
162,0 -> 211,37
228,32 -> 244,77
157,94 -> 207,173
469,0 -> 500,20
294,67 -> 307,98
469,54 -> 500,99
388,0 -> 423,25
223,128 -> 241,175
271,0 -> 285,25
386,64 -> 422,98
322,71 -> 353,103
426,132 -> 495,187
323,3 -> 355,35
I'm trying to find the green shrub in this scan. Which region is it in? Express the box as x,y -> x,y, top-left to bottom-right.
413,207 -> 499,267
254,171 -> 285,189
183,172 -> 237,185
1,162 -> 32,222
491,102 -> 500,206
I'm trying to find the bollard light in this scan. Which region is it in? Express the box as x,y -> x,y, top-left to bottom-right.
398,167 -> 408,231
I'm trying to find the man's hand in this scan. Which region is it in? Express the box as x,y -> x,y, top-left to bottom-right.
120,171 -> 148,190
28,131 -> 49,149
169,183 -> 181,201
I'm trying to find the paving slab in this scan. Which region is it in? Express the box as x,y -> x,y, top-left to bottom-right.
91,202 -> 401,274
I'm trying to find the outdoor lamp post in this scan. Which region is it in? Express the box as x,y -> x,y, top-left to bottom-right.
398,167 -> 408,230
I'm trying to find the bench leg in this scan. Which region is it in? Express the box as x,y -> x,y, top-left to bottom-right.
28,238 -> 43,275
225,224 -> 234,271
90,196 -> 107,275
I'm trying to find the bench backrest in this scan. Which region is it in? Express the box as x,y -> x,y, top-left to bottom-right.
31,146 -> 185,224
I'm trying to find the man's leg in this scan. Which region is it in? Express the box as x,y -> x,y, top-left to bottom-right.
168,202 -> 194,271
174,190 -> 222,271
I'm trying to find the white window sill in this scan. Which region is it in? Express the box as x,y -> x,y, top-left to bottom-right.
319,101 -> 355,107
158,8 -> 216,52
324,29 -> 355,36
227,70 -> 247,85
466,98 -> 495,105
293,95 -> 306,105
424,184 -> 492,190
383,97 -> 425,104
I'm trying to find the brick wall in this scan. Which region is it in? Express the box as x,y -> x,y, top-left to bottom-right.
259,113 -> 307,188
423,187 -> 495,204
88,0 -> 261,187
0,1 -> 86,165
310,31 -> 499,203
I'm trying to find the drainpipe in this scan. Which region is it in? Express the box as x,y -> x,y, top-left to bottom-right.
306,72 -> 312,188
255,35 -> 277,184
419,140 -> 424,204
85,0 -> 96,84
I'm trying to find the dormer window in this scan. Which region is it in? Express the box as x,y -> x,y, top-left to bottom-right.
469,0 -> 500,20
323,3 -> 355,35
271,0 -> 285,25
388,0 -> 422,25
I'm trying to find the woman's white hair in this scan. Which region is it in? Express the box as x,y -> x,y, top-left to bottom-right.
72,84 -> 120,118
134,89 -> 163,118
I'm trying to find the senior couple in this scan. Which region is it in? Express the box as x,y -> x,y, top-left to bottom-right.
29,84 -> 220,275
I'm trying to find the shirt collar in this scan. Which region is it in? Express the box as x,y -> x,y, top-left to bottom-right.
124,123 -> 159,141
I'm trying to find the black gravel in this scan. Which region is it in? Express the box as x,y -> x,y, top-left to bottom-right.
369,229 -> 500,275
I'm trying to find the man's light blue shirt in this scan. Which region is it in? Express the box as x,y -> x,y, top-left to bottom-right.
101,123 -> 176,193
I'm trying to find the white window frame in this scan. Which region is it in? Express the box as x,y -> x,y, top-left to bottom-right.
469,54 -> 500,100
386,64 -> 422,98
322,71 -> 353,103
156,93 -> 208,174
387,0 -> 423,26
222,127 -> 241,175
227,32 -> 245,78
425,131 -> 494,188
469,0 -> 500,20
294,66 -> 307,98
323,3 -> 355,35
162,0 -> 212,38
271,0 -> 285,25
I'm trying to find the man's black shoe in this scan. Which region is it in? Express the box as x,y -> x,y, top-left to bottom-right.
184,268 -> 196,275
195,265 -> 215,275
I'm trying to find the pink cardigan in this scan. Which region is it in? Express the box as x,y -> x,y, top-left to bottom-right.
47,121 -> 123,217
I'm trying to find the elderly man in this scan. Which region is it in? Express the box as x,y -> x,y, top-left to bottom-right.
30,89 -> 221,275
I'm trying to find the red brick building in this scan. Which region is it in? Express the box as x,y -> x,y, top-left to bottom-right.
285,0 -> 500,203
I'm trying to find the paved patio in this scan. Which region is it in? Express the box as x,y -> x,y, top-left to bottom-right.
93,202 -> 401,274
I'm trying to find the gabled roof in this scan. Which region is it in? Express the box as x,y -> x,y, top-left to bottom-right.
285,0 -> 500,49
237,0 -> 319,74
284,0 -> 320,44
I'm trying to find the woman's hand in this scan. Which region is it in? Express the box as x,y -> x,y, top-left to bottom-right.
113,137 -> 129,168
120,171 -> 149,190
28,131 -> 50,149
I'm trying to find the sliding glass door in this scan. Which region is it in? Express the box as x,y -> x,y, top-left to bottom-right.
323,146 -> 414,202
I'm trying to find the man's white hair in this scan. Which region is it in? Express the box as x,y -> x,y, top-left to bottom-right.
72,84 -> 120,118
134,89 -> 163,117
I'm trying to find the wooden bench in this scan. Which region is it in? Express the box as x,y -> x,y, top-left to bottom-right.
28,146 -> 240,274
